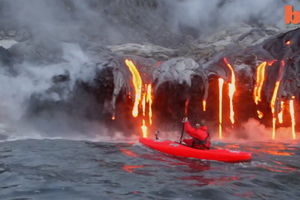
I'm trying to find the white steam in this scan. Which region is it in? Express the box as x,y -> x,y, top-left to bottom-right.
167,0 -> 299,37
3,0 -> 299,43
0,42 -> 102,139
221,118 -> 299,142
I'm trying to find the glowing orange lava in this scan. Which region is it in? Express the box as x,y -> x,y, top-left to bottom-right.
270,81 -> 281,139
253,62 -> 267,105
141,119 -> 148,138
142,90 -> 146,116
146,84 -> 153,125
202,100 -> 207,112
257,110 -> 264,119
289,97 -> 296,139
285,40 -> 292,45
120,148 -> 138,157
218,78 -> 224,139
125,59 -> 154,138
125,59 -> 143,117
267,60 -> 277,66
112,112 -> 116,120
272,117 -> 276,140
278,101 -> 284,124
224,58 -> 236,124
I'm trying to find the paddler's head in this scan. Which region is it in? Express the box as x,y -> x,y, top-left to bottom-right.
200,120 -> 205,126
195,120 -> 205,128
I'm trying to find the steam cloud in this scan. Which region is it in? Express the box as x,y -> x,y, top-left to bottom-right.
1,0 -> 298,44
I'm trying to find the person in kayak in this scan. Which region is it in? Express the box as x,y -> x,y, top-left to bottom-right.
182,117 -> 211,150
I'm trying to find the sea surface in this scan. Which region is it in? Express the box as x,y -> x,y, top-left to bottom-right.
0,138 -> 299,200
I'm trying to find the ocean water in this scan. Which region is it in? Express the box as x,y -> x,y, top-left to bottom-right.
0,139 -> 299,200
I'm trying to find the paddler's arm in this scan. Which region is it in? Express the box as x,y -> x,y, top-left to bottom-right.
184,121 -> 197,136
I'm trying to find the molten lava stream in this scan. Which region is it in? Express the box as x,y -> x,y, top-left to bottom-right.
289,98 -> 296,139
253,62 -> 267,105
202,100 -> 206,112
146,84 -> 153,125
223,58 -> 236,124
218,78 -> 224,139
142,90 -> 146,116
141,119 -> 148,138
125,59 -> 143,117
270,81 -> 281,140
257,110 -> 264,119
278,101 -> 284,124
125,59 -> 152,138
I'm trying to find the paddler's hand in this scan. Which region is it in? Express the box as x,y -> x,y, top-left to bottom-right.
182,117 -> 188,123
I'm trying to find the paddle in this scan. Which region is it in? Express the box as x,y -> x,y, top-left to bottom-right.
179,99 -> 190,144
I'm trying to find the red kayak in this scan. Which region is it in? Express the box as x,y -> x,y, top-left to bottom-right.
139,138 -> 252,163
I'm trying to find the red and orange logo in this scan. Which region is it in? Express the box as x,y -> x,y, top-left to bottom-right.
285,5 -> 300,24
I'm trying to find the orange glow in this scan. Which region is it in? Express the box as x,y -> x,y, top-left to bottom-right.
141,119 -> 148,138
289,98 -> 296,139
142,90 -> 146,116
267,60 -> 277,66
285,40 -> 292,45
125,59 -> 153,139
202,100 -> 207,112
122,165 -> 144,173
218,78 -> 224,139
125,59 -> 143,117
224,58 -> 236,124
272,117 -> 276,140
244,144 -> 294,157
270,81 -> 280,139
253,62 -> 267,105
263,150 -> 293,157
270,81 -> 280,114
120,148 -> 138,157
278,101 -> 284,124
257,110 -> 264,119
146,84 -> 153,125
228,82 -> 235,124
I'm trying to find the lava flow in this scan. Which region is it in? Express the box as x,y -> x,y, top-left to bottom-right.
278,101 -> 284,124
223,58 -> 236,124
146,84 -> 153,125
125,59 -> 142,117
202,100 -> 207,112
289,97 -> 296,139
253,61 -> 267,105
124,55 -> 296,141
270,60 -> 286,140
125,59 -> 153,138
141,119 -> 148,138
257,110 -> 264,119
142,88 -> 146,116
218,78 -> 224,139
271,81 -> 281,140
